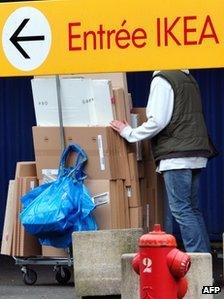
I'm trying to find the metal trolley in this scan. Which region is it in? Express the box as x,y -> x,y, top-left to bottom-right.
13,253 -> 73,286
13,76 -> 75,287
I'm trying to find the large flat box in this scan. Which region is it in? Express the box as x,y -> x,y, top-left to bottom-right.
113,88 -> 128,121
86,180 -> 114,230
31,76 -> 116,126
1,162 -> 39,256
143,160 -> 157,189
31,77 -> 60,126
15,161 -> 36,178
62,72 -> 131,123
19,177 -> 41,257
126,153 -> 141,207
90,79 -> 115,125
61,77 -> 116,126
85,179 -> 127,230
60,72 -> 128,92
42,246 -> 68,257
12,176 -> 41,257
1,180 -> 15,255
32,126 -> 126,180
59,77 -> 97,126
131,107 -> 146,123
131,107 -> 154,161
129,206 -> 143,228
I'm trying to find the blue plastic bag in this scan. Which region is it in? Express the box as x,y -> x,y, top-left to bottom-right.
20,144 -> 97,248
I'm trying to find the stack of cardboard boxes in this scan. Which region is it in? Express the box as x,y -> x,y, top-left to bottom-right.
1,162 -> 41,257
1,73 -> 164,257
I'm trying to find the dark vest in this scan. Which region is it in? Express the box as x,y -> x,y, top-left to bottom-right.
151,70 -> 214,161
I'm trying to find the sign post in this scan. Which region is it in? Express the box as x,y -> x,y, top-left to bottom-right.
0,0 -> 224,76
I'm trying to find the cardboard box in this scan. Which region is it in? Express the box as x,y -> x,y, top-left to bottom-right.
131,113 -> 142,161
61,72 -> 131,123
32,76 -> 117,127
138,161 -> 145,179
131,107 -> 154,161
1,162 -> 41,257
15,161 -> 36,178
91,79 -> 115,125
1,180 -> 15,255
131,107 -> 147,123
61,72 -> 128,92
59,77 -> 97,126
128,92 -> 133,111
127,153 -> 141,207
113,88 -> 128,121
129,206 -> 143,228
42,246 -> 68,257
19,177 -> 41,257
31,76 -> 60,126
86,179 -> 127,229
86,180 -> 113,230
31,77 -> 95,126
5,177 -> 41,257
11,176 -> 41,257
32,126 -> 127,180
143,160 -> 157,190
61,77 -> 117,126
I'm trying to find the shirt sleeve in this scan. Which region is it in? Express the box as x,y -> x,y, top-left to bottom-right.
120,76 -> 174,143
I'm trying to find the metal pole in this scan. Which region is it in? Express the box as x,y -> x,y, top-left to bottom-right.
55,75 -> 65,152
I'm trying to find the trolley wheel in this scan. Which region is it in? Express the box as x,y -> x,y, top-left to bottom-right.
22,268 -> 37,285
55,267 -> 71,285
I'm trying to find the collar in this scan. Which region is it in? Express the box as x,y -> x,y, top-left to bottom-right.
153,69 -> 190,76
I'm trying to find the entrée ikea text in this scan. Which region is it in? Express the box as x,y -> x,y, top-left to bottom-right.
68,15 -> 219,51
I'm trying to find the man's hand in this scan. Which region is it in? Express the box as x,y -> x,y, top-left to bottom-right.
110,120 -> 129,134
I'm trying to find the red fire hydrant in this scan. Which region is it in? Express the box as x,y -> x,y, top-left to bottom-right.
132,224 -> 191,299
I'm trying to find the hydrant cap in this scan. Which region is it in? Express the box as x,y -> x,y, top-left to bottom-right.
139,224 -> 177,247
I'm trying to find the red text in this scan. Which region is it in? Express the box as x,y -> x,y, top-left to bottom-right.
68,20 -> 147,51
157,15 -> 219,46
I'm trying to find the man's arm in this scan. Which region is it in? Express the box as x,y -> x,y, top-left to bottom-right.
110,76 -> 174,142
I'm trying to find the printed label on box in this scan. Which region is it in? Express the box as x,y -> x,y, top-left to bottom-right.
93,192 -> 110,206
97,135 -> 106,171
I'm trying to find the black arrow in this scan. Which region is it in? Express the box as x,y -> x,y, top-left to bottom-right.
10,18 -> 45,59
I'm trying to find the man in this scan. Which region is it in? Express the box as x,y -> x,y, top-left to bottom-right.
110,70 -> 216,253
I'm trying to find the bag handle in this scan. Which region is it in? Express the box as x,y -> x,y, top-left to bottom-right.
58,143 -> 88,180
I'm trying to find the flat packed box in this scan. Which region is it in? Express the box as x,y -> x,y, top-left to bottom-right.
59,77 -> 96,125
60,72 -> 131,122
91,79 -> 115,125
42,246 -> 68,257
86,179 -> 126,229
32,126 -> 126,180
129,206 -> 143,228
15,161 -> 36,178
86,180 -> 113,230
31,77 -> 59,126
131,107 -> 154,161
62,72 -> 128,92
31,76 -> 116,126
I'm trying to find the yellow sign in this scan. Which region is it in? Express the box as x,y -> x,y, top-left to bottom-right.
0,0 -> 224,76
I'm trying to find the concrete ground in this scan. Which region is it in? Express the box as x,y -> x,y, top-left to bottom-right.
0,254 -> 120,299
0,253 -> 223,299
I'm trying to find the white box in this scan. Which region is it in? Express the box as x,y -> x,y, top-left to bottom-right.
31,76 -> 59,126
31,76 -> 115,126
92,79 -> 115,125
61,73 -> 131,123
60,72 -> 128,93
60,77 -> 97,126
